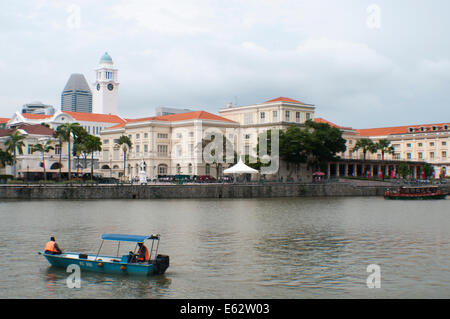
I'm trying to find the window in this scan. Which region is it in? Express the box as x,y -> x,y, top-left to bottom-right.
443,151 -> 447,158
158,164 -> 168,175
189,132 -> 194,138
176,164 -> 181,174
306,113 -> 311,120
430,142 -> 435,147
244,113 -> 253,125
273,110 -> 278,121
244,134 -> 251,139
188,144 -> 194,157
144,144 -> 148,153
136,133 -> 140,139
103,139 -> 109,144
157,145 -> 168,156
188,163 -> 193,174
418,152 -> 423,159
407,153 -> 411,159
430,152 -> 435,159
176,145 -> 182,157
260,112 -> 265,123
28,144 -> 34,154
418,143 -> 422,147
407,143 -> 411,147
144,133 -> 148,139
55,145 -> 61,155
296,112 -> 301,122
443,141 -> 447,146
136,145 -> 140,153
205,163 -> 210,175
285,110 -> 290,121
176,133 -> 182,138
157,133 -> 168,139
393,153 -> 400,160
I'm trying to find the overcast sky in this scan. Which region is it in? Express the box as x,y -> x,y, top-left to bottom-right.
1,0 -> 449,128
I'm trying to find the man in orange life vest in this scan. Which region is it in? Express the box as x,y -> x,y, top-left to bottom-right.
137,242 -> 149,262
44,236 -> 62,255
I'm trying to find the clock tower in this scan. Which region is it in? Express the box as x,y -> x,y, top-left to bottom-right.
92,52 -> 119,115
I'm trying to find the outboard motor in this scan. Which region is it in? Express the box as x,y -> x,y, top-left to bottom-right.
153,254 -> 170,274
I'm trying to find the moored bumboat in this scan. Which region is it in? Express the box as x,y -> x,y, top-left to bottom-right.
384,185 -> 447,200
39,233 -> 169,276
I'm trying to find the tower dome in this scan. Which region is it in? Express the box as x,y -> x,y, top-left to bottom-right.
99,52 -> 113,64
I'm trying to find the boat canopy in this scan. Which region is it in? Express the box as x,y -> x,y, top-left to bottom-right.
101,233 -> 159,242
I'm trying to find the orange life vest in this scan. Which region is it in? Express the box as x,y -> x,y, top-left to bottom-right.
45,241 -> 58,253
138,246 -> 149,261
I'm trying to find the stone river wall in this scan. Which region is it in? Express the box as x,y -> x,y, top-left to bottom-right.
0,182 -> 427,200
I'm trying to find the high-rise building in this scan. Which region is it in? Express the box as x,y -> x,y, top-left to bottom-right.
61,73 -> 93,113
92,52 -> 119,115
22,101 -> 55,115
155,107 -> 193,116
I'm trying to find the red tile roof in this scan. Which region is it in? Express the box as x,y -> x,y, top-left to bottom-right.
107,111 -> 236,130
0,124 -> 55,137
314,118 -> 353,130
21,113 -> 53,120
356,123 -> 450,137
0,118 -> 10,123
264,97 -> 304,104
62,111 -> 125,123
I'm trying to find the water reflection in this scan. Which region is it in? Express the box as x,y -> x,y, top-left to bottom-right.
0,197 -> 449,298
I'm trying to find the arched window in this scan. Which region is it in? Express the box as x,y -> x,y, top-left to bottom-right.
176,164 -> 181,174
188,163 -> 193,174
101,165 -> 110,169
158,164 -> 168,175
50,162 -> 62,170
205,163 -> 210,175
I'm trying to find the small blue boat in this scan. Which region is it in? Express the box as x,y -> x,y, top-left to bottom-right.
39,233 -> 169,276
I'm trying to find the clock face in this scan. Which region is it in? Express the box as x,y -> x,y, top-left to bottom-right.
107,83 -> 114,91
96,84 -> 100,91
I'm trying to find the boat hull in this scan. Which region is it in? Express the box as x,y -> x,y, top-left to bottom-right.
42,252 -> 167,276
384,194 -> 447,200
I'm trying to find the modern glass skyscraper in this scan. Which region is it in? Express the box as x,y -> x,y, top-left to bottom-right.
61,73 -> 93,113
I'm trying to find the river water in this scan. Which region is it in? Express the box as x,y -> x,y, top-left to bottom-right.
0,197 -> 449,299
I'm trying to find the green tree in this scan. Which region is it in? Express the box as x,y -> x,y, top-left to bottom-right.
0,149 -> 13,167
376,139 -> 395,161
32,140 -> 55,182
5,131 -> 26,178
304,120 -> 347,172
115,135 -> 132,179
422,162 -> 434,179
56,122 -> 82,180
398,162 -> 410,179
279,126 -> 310,177
353,138 -> 377,161
84,135 -> 102,179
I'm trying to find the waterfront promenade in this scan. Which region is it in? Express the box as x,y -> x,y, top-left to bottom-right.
0,179 -> 447,200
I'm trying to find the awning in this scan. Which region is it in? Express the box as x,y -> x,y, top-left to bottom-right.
223,157 -> 259,174
101,233 -> 158,242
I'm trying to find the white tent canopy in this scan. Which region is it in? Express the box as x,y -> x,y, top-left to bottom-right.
223,157 -> 259,174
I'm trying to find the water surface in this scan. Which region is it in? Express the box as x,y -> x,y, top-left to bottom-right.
0,197 -> 449,298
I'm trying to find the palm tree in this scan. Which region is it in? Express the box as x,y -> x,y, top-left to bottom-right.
116,135 -> 132,180
353,138 -> 377,161
84,135 -> 102,180
0,149 -> 13,167
73,142 -> 86,177
375,139 -> 395,161
32,140 -> 54,182
56,123 -> 81,180
5,130 -> 26,178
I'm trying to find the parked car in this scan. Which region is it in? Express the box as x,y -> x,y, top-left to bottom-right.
195,175 -> 217,183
